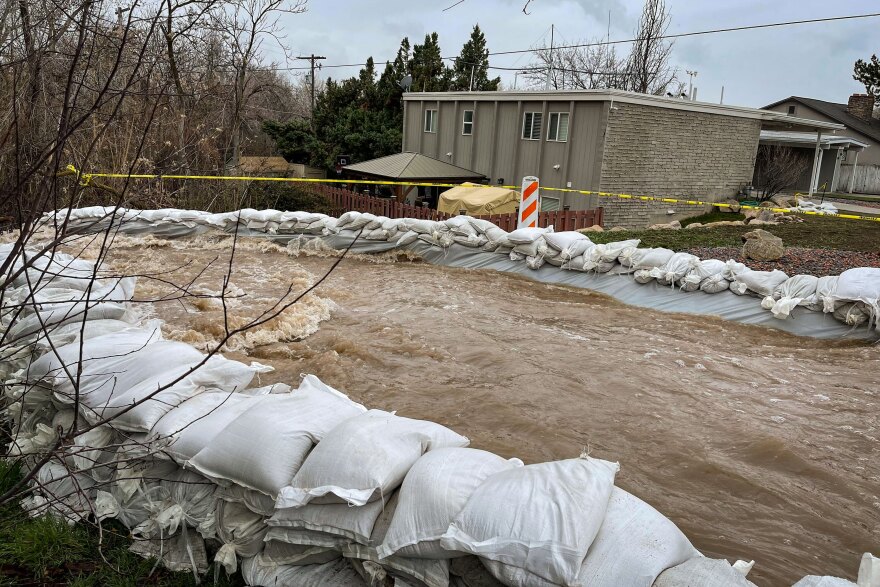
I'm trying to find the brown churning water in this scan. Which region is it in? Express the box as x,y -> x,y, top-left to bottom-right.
99,234 -> 878,586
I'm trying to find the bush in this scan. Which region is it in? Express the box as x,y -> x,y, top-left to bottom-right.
243,182 -> 334,215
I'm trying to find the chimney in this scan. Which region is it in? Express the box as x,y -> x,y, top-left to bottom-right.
846,93 -> 875,121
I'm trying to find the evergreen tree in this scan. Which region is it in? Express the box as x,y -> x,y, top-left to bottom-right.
451,25 -> 500,91
411,33 -> 450,92
853,54 -> 880,101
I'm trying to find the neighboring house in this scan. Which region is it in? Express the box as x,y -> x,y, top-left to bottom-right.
238,156 -> 327,179
763,95 -> 880,194
402,90 -> 840,227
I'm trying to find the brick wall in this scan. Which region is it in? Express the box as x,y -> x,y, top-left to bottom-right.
599,102 -> 761,228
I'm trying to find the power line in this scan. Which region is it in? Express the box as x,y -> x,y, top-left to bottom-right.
271,11 -> 880,73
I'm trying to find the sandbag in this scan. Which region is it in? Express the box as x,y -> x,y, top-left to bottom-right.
731,269 -> 789,297
834,302 -> 870,326
543,231 -> 590,252
507,226 -> 552,245
811,276 -> 840,313
833,268 -> 880,306
278,409 -> 468,507
700,275 -> 730,294
653,557 -> 758,586
679,259 -> 727,292
215,499 -> 269,573
342,493 -> 451,587
379,448 -> 523,559
589,239 -> 640,263
241,554 -> 366,586
262,536 -> 340,566
512,237 -> 545,258
440,457 -> 619,587
188,380 -> 366,498
649,253 -> 699,287
791,577 -> 855,587
623,247 -> 675,270
763,275 -> 819,320
268,494 -> 391,546
634,269 -> 656,284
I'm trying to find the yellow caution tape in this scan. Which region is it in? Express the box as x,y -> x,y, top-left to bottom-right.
64,165 -> 880,223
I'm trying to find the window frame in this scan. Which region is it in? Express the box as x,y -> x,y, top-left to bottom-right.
522,111 -> 542,140
787,105 -> 796,116
462,110 -> 474,135
547,112 -> 570,142
424,109 -> 437,133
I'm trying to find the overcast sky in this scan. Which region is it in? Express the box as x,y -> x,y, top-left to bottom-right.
276,0 -> 878,108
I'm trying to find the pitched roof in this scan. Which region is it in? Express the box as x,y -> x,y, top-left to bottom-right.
763,96 -> 880,144
343,152 -> 486,180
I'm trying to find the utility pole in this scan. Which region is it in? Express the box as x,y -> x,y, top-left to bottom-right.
545,24 -> 555,90
686,70 -> 698,101
297,54 -> 326,123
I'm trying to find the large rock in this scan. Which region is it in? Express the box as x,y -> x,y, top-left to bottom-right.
717,200 -> 741,213
685,223 -> 703,230
648,220 -> 681,230
770,194 -> 796,208
581,225 -> 604,233
608,226 -> 627,232
742,229 -> 784,261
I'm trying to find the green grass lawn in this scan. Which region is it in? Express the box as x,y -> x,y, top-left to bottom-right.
588,214 -> 880,252
0,463 -> 244,586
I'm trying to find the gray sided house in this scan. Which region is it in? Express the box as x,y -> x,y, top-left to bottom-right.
402,90 -> 839,227
763,95 -> 880,194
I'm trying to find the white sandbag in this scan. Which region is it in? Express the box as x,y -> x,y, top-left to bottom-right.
700,274 -> 730,294
834,302 -> 870,326
792,577 -> 855,587
649,253 -> 700,286
571,487 -> 697,586
722,260 -> 748,280
832,268 -> 880,311
450,556 -> 507,587
241,554 -> 366,587
560,240 -> 594,262
446,216 -> 478,236
278,409 -> 469,507
345,212 -> 377,231
512,237 -> 545,258
85,353 -> 269,432
188,382 -> 366,498
7,301 -> 129,342
402,219 -> 441,235
858,553 -> 880,587
342,493 -> 451,587
158,469 -> 218,539
731,269 -> 790,297
625,247 -> 675,271
653,558 -> 758,586
398,231 -> 420,246
589,239 -> 640,263
150,392 -> 258,463
525,255 -> 546,270
336,211 -> 362,229
561,255 -> 586,271
33,319 -> 138,352
379,448 -> 523,560
584,259 -> 619,274
440,457 -> 619,587
543,231 -> 590,252
634,269 -> 656,284
679,259 -> 727,292
466,217 -> 498,233
482,226 -> 511,248
215,499 -> 269,573
262,539 -> 340,566
507,226 -> 552,245
453,234 -> 489,248
812,276 -> 841,313
268,495 -> 391,546
129,530 -> 209,575
216,484 -> 277,518
765,275 -> 819,319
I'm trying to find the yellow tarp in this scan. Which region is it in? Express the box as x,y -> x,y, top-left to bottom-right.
437,183 -> 520,216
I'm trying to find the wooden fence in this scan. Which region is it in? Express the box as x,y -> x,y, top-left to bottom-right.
312,184 -> 604,229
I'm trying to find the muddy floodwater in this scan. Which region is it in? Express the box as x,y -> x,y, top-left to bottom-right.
91,233 -> 877,586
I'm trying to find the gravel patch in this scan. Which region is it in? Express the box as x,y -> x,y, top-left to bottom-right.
683,246 -> 880,277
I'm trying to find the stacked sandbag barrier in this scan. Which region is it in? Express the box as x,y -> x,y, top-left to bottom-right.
45,207 -> 880,340
2,244 -> 877,586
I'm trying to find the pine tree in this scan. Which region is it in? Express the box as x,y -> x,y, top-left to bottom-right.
451,25 -> 500,91
853,54 -> 880,102
411,33 -> 449,92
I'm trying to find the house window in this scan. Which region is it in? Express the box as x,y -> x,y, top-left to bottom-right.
547,112 -> 570,142
787,105 -> 796,116
462,110 -> 474,135
424,109 -> 437,133
522,112 -> 542,140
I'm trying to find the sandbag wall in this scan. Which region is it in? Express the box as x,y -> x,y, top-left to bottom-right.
0,243 -> 769,587
47,207 -> 880,337
3,239 -> 878,586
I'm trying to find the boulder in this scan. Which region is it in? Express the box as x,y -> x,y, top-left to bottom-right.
648,220 -> 682,230
717,200 -> 741,213
581,225 -> 604,233
743,209 -> 760,220
706,220 -> 745,227
746,219 -> 778,226
759,201 -> 776,208
685,223 -> 703,230
776,215 -> 803,224
742,229 -> 784,261
770,194 -> 795,208
608,226 -> 627,232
